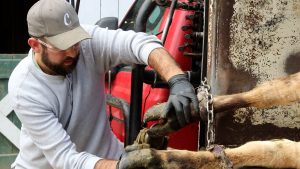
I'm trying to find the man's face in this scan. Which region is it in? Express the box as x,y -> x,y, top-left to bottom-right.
40,42 -> 80,76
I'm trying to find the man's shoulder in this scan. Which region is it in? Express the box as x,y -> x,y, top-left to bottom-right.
8,54 -> 39,95
9,55 -> 31,84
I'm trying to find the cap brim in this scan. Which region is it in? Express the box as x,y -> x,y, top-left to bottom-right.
45,26 -> 91,50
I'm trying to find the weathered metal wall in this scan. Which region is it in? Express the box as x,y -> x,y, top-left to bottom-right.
207,0 -> 300,146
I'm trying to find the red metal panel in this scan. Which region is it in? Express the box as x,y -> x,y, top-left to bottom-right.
108,1 -> 199,151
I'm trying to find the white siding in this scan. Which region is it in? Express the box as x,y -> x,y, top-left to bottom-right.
78,0 -> 135,25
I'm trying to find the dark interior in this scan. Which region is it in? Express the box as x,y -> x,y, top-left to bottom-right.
0,0 -> 38,53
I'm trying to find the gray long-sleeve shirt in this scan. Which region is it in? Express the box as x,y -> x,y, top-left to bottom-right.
8,25 -> 162,169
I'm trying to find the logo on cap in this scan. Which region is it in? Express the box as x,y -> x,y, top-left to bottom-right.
64,13 -> 72,26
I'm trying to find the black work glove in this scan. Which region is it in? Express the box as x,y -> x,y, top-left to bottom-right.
144,74 -> 199,136
143,74 -> 199,137
166,74 -> 199,126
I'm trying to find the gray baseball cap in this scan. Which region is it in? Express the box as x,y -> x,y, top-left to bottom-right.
27,0 -> 91,50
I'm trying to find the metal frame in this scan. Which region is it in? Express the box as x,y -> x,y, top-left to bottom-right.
0,95 -> 20,149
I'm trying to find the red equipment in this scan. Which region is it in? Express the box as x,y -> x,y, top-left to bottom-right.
105,0 -> 205,151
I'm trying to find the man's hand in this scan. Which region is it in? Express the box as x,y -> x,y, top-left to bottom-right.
143,74 -> 199,136
166,74 -> 199,127
117,144 -> 163,169
134,128 -> 168,150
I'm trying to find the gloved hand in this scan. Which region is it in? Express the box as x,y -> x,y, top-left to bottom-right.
117,144 -> 163,169
135,128 -> 168,150
144,74 -> 199,135
166,74 -> 199,126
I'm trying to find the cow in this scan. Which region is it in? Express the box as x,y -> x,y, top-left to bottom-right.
118,72 -> 300,169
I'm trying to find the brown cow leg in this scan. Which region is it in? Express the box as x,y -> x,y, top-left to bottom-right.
153,149 -> 219,169
225,139 -> 300,169
213,72 -> 300,113
148,140 -> 300,169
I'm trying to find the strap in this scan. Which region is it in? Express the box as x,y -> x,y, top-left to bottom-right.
208,145 -> 233,169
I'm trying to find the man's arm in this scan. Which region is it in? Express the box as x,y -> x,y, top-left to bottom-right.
94,159 -> 118,169
147,47 -> 199,128
148,47 -> 184,81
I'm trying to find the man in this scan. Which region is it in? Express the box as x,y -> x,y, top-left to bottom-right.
8,0 -> 199,168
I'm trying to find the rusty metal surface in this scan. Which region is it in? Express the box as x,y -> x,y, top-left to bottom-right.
207,0 -> 300,146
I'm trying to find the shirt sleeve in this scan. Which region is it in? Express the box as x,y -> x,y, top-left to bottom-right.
82,25 -> 163,73
10,86 -> 101,169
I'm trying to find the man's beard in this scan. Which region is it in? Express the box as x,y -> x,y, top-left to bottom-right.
41,49 -> 79,76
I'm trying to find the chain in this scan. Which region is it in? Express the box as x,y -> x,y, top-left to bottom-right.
199,78 -> 215,149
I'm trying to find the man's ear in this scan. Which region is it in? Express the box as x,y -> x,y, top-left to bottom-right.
28,38 -> 41,53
